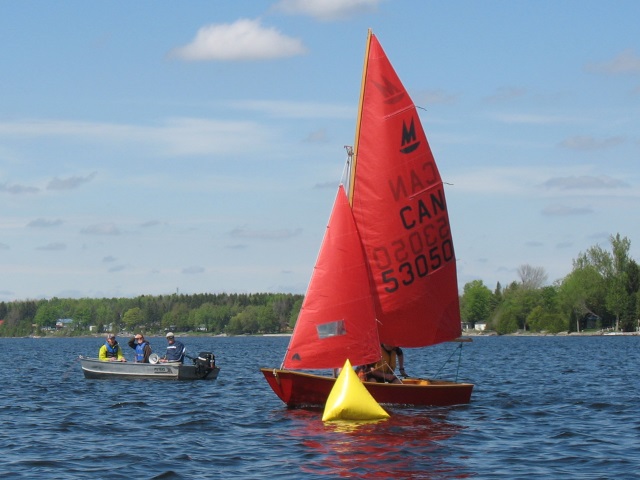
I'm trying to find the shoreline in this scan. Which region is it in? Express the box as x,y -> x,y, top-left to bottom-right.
15,330 -> 640,340
464,330 -> 640,337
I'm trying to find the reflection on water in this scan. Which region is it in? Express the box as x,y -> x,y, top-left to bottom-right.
322,418 -> 388,433
284,408 -> 469,478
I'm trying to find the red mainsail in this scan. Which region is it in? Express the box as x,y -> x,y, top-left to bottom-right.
283,186 -> 381,370
349,33 -> 461,347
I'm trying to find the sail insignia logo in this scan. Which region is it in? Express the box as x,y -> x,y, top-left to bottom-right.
371,76 -> 405,104
400,117 -> 420,154
291,353 -> 301,361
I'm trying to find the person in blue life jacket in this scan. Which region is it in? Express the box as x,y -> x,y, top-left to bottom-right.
99,333 -> 126,362
128,333 -> 153,363
160,332 -> 186,363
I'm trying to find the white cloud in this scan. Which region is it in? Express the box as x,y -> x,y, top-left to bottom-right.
489,112 -> 583,125
452,166 -> 639,199
81,223 -> 121,235
273,0 -> 383,21
450,166 -> 547,195
27,218 -> 64,228
140,220 -> 162,228
182,266 -> 205,274
229,225 -> 302,240
228,100 -> 353,119
412,89 -> 459,106
47,172 -> 96,191
169,19 -> 307,61
542,204 -> 594,216
559,135 -> 625,151
542,175 -> 629,190
0,117 -> 276,157
0,182 -> 39,195
36,242 -> 67,251
484,87 -> 527,104
585,49 -> 640,75
158,117 -> 274,156
304,128 -> 328,143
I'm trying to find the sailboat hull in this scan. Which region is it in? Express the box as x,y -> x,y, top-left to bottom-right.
260,368 -> 473,407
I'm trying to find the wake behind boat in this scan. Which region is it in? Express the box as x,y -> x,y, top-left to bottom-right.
261,30 -> 474,407
80,352 -> 219,381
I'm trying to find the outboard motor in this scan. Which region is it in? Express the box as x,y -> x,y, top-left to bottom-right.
193,351 -> 216,376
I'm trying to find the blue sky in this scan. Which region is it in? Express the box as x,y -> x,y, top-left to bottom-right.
1,0 -> 639,301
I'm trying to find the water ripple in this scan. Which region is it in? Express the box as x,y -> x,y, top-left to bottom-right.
0,336 -> 639,478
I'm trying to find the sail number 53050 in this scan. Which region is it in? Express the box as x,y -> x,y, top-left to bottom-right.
372,221 -> 454,293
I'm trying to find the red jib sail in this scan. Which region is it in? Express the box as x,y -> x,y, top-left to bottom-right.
349,33 -> 461,347
283,186 -> 381,370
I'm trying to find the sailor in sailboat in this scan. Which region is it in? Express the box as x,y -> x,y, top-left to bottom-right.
357,344 -> 406,384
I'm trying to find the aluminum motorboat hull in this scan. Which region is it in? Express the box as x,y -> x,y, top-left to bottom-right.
80,356 -> 220,381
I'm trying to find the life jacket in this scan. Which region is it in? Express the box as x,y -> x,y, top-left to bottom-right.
165,341 -> 185,362
134,341 -> 150,362
376,345 -> 398,373
105,342 -> 120,358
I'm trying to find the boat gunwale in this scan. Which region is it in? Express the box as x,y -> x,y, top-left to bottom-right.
259,367 -> 474,388
79,356 -> 182,366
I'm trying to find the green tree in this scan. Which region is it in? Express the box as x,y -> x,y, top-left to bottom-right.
161,303 -> 190,331
289,298 -> 303,329
269,294 -> 295,331
460,280 -> 492,326
226,306 -> 262,334
527,305 -> 567,333
256,305 -> 278,333
189,303 -> 215,332
72,299 -> 95,331
34,302 -> 60,329
123,307 -> 144,332
491,281 -> 545,333
492,306 -> 519,334
568,233 -> 636,331
559,265 -> 605,331
606,234 -> 632,331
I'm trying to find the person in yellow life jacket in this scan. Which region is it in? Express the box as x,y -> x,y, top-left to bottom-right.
359,344 -> 406,383
98,334 -> 126,362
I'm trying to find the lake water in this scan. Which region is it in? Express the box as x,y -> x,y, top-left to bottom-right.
0,335 -> 638,479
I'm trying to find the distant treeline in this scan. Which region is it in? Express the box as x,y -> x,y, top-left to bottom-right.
0,292 -> 304,337
461,234 -> 640,334
2,234 -> 638,338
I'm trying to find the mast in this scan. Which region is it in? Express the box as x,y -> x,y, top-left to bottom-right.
347,28 -> 372,206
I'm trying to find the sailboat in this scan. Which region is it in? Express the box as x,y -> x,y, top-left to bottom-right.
261,30 -> 474,407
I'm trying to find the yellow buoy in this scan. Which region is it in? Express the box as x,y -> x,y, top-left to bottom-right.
322,359 -> 390,422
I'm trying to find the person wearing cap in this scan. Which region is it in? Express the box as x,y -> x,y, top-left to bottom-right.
98,334 -> 126,362
160,332 -> 186,363
128,333 -> 153,363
